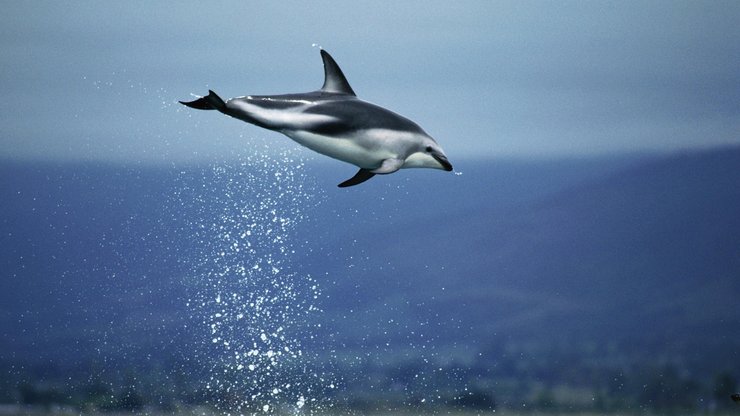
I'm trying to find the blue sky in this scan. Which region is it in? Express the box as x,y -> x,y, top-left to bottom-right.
1,1 -> 739,164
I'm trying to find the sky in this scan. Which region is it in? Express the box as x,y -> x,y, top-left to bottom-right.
1,1 -> 739,164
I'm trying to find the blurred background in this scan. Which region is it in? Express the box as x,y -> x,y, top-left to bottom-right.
1,1 -> 739,414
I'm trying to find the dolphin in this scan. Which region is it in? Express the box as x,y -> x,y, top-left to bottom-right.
180,50 -> 453,187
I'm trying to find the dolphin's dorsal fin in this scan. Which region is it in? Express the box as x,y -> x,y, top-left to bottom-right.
320,50 -> 356,96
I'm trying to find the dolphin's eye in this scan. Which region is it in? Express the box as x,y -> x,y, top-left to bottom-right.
425,146 -> 433,152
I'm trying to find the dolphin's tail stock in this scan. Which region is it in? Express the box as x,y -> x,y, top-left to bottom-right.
179,90 -> 226,112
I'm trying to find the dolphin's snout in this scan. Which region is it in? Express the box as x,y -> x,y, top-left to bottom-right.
434,153 -> 453,171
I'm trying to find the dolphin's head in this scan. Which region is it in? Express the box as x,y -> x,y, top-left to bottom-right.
403,136 -> 453,171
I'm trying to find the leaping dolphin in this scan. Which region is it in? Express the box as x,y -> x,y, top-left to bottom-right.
180,50 -> 453,187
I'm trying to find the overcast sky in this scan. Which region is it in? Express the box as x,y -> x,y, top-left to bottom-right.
1,1 -> 739,164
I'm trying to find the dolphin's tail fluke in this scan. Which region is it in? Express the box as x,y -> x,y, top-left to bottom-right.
179,90 -> 226,111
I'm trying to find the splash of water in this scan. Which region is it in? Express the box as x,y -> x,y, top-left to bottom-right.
173,146 -> 337,414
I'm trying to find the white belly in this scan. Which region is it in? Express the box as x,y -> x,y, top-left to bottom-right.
282,129 -> 395,169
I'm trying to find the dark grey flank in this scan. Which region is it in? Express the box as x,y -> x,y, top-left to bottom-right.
180,49 -> 451,187
230,91 -> 426,137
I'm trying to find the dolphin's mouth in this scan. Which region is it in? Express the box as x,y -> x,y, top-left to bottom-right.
433,154 -> 453,171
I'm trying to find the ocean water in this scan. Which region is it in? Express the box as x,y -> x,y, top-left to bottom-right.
2,143 -> 740,414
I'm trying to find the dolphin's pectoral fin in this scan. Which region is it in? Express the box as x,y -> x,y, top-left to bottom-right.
371,158 -> 404,174
337,159 -> 400,187
337,169 -> 376,188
